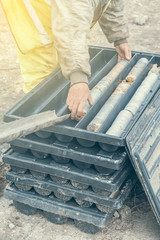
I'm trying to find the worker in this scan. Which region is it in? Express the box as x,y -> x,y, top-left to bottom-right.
1,0 -> 131,119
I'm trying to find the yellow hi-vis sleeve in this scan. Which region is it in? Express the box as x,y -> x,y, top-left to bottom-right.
1,0 -> 59,93
1,0 -> 53,53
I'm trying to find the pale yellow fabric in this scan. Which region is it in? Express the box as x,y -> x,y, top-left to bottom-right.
17,43 -> 59,93
1,0 -> 53,53
1,0 -> 59,93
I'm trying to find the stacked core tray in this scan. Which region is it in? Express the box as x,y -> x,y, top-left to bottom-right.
3,47 -> 160,233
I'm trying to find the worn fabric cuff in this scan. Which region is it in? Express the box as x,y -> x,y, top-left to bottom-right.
114,38 -> 128,47
70,71 -> 88,86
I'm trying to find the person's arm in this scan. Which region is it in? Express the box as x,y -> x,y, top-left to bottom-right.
99,0 -> 131,61
51,0 -> 94,119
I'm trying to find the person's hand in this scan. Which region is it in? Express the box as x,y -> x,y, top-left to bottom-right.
115,43 -> 131,62
66,82 -> 93,119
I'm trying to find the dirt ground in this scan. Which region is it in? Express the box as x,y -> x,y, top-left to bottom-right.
0,0 -> 160,239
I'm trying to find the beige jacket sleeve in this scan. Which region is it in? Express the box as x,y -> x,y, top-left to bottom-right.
51,0 -> 129,86
51,0 -> 95,85
99,0 -> 129,46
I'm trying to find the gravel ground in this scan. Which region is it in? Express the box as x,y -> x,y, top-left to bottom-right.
0,1 -> 160,239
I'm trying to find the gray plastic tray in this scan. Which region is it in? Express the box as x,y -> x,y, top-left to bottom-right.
4,47 -> 160,148
127,89 -> 160,225
6,169 -> 137,209
3,149 -> 132,192
5,183 -> 115,229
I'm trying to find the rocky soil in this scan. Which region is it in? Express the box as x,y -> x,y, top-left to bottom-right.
0,0 -> 160,239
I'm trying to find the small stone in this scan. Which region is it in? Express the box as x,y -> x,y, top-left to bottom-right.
113,211 -> 120,219
132,15 -> 149,26
119,205 -> 132,221
9,223 -> 15,229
